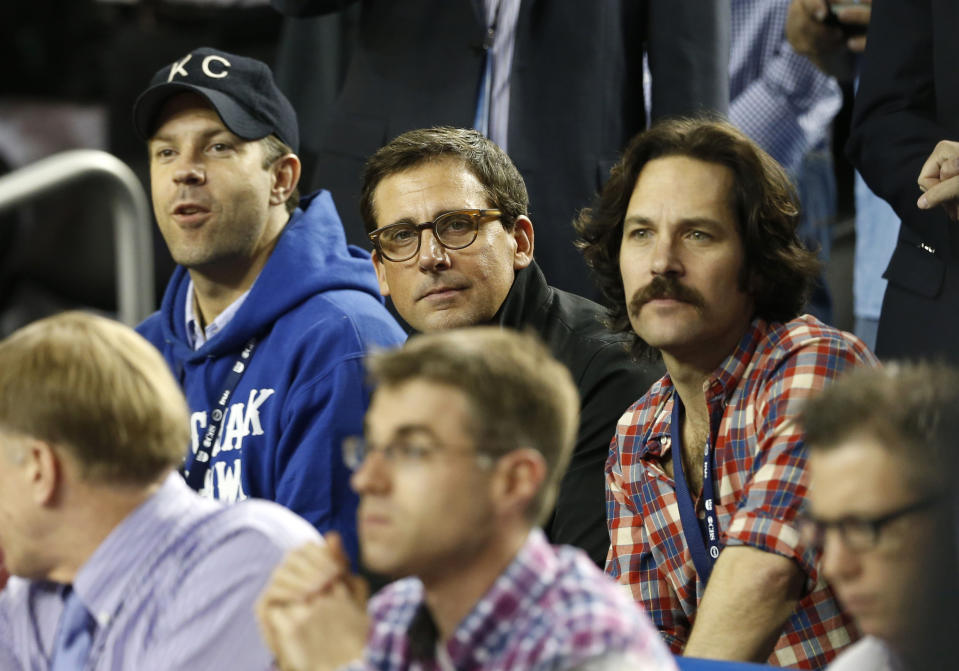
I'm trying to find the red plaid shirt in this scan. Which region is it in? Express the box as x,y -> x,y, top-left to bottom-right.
606,316 -> 878,668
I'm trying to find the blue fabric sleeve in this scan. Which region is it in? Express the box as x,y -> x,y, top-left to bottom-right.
274,352 -> 368,568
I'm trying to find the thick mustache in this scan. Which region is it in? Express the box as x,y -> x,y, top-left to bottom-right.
628,276 -> 705,317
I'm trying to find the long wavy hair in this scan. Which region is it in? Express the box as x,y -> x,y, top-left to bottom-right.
575,117 -> 820,358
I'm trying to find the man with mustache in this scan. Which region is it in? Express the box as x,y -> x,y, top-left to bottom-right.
132,47 -> 406,566
576,118 -> 878,667
358,126 -> 661,567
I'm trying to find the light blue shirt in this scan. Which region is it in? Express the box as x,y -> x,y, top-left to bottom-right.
0,473 -> 320,671
481,0 -> 521,152
184,278 -> 253,350
854,172 -> 899,324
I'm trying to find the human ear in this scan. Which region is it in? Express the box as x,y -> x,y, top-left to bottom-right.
490,448 -> 546,519
269,154 -> 302,206
371,251 -> 392,297
511,216 -> 534,270
23,438 -> 61,507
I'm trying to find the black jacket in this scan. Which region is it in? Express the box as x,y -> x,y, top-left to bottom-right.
495,262 -> 662,566
847,0 -> 959,361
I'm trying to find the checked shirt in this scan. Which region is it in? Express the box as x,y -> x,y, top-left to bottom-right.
606,316 -> 878,668
345,529 -> 676,671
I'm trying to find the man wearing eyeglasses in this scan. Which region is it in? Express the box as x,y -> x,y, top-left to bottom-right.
257,327 -> 678,671
801,363 -> 959,671
358,126 -> 661,568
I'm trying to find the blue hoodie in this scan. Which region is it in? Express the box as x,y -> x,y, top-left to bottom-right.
138,191 -> 407,564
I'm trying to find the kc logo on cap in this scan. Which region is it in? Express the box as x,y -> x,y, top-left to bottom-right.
133,46 -> 299,153
166,53 -> 232,82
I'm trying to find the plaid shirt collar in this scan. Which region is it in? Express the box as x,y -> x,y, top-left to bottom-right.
406,528 -> 556,666
639,317 -> 768,459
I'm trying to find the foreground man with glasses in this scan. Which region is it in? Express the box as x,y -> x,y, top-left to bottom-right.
256,328 -> 677,671
802,363 -> 959,671
359,126 -> 661,568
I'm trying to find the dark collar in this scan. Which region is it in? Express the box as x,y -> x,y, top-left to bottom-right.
493,261 -> 552,329
407,601 -> 440,661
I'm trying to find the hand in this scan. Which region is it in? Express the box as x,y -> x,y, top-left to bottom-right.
256,533 -> 370,671
917,140 -> 959,221
786,0 -> 871,81
829,1 -> 872,53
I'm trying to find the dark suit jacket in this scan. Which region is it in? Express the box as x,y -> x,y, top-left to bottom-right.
272,0 -> 729,299
847,0 -> 959,361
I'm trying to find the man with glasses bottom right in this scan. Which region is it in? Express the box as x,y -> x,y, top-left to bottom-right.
801,363 -> 959,671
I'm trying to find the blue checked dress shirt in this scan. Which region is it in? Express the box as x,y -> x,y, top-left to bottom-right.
729,0 -> 842,176
0,473 -> 321,670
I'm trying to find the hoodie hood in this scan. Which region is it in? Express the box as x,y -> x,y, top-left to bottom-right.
156,190 -> 383,361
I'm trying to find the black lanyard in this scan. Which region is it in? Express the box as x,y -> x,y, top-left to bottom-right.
670,392 -> 722,584
181,338 -> 258,491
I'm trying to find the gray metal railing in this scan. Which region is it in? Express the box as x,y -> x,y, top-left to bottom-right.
0,149 -> 154,325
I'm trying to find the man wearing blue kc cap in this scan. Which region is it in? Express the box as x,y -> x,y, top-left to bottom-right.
133,47 -> 406,566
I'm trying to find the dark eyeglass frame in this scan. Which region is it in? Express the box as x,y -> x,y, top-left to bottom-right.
341,435 -> 495,470
799,495 -> 942,553
368,208 -> 502,262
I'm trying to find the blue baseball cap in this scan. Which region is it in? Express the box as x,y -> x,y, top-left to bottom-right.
133,46 -> 299,152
